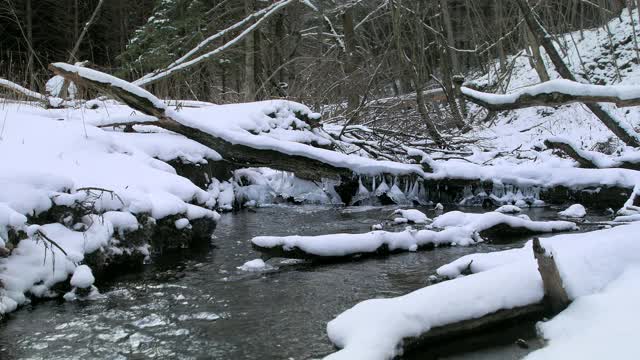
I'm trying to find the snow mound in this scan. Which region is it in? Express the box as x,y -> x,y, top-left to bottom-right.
237,258 -> 270,272
558,204 -> 586,218
392,209 -> 430,224
495,205 -> 522,214
70,265 -> 95,288
525,266 -> 640,360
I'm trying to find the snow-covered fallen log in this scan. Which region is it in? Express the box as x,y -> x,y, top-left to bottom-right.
49,62 -> 425,181
462,79 -> 640,111
326,222 -> 640,359
544,137 -> 640,170
251,211 -> 576,260
0,78 -> 65,107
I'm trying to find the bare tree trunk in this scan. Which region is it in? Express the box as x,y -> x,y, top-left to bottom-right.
439,0 -> 459,73
243,0 -> 256,101
525,26 -> 550,82
68,0 -> 104,62
26,0 -> 34,88
342,6 -> 359,112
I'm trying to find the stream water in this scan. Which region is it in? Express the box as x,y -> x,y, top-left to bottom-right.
0,205 -> 602,360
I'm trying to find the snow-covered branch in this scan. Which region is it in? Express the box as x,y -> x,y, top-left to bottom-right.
462,79 -> 640,111
0,78 -> 48,102
544,137 -> 640,171
134,0 -> 298,87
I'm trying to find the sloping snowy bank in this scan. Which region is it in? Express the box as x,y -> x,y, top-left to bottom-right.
325,222 -> 640,359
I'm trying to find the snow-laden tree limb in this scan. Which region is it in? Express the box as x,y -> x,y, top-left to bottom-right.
134,0 -> 298,87
544,137 -> 640,171
0,78 -> 48,102
462,79 -> 640,111
50,62 -> 426,181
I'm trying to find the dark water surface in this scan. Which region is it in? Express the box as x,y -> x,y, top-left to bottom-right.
0,205 -> 599,359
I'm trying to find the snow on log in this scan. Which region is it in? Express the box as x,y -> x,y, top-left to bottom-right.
430,211 -> 577,237
461,79 -> 640,111
326,220 -> 640,359
251,212 -> 576,260
0,78 -> 55,105
325,262 -> 545,360
49,62 -> 425,181
544,137 -> 640,171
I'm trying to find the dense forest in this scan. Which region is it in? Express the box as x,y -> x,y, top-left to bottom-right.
3,0 -> 640,359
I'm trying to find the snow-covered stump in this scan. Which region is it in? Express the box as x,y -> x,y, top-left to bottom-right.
532,237 -> 570,313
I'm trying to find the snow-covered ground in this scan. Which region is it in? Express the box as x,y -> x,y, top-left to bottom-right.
463,9 -> 640,164
325,222 -> 640,359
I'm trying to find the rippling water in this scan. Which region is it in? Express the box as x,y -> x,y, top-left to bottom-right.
0,205 -> 596,359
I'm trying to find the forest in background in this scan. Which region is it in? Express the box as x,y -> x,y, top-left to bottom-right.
1,0 -> 629,107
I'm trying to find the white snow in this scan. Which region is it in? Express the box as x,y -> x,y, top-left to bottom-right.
525,266 -> 640,360
326,262 -> 542,360
69,265 -> 95,289
392,209 -> 430,224
431,211 -> 577,234
252,211 -> 575,257
462,79 -> 640,106
174,218 -> 190,230
494,205 -> 521,214
326,222 -> 640,359
558,204 -> 586,218
237,258 -> 270,272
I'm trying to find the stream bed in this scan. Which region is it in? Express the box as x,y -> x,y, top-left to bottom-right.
0,205 -> 604,359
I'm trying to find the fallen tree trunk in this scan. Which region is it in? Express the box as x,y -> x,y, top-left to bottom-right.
50,63 -> 354,181
0,78 -> 48,103
544,137 -> 640,171
49,62 -> 432,183
462,80 -> 640,111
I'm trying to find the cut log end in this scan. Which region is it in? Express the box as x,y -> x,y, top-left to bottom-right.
532,237 -> 571,313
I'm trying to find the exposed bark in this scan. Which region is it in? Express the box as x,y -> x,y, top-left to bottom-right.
243,0 -> 256,101
514,0 -> 640,147
543,139 -> 599,168
544,138 -> 640,170
533,237 -> 570,313
342,6 -> 359,112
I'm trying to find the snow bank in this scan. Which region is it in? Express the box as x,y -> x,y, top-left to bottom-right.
525,266 -> 640,360
325,263 -> 542,360
326,222 -> 640,359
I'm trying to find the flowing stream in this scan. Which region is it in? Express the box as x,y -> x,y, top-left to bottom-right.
0,205 -> 602,359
